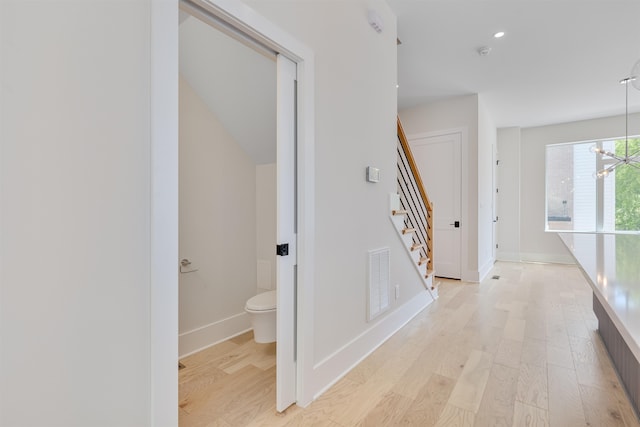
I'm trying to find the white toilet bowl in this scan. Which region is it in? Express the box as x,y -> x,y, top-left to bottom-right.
245,290 -> 276,343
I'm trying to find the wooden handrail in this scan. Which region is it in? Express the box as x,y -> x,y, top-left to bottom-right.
397,118 -> 433,213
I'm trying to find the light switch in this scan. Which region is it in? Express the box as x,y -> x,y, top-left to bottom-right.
366,166 -> 380,183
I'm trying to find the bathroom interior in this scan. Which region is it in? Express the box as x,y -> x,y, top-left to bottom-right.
177,8 -> 280,422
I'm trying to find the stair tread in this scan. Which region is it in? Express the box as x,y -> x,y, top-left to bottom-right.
402,228 -> 416,234
392,209 -> 408,215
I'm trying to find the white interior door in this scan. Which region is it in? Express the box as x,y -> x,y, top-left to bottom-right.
276,54 -> 297,412
410,133 -> 462,279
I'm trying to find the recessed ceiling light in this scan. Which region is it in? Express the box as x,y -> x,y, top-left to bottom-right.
494,31 -> 505,38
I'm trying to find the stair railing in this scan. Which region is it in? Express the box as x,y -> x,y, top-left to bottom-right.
396,117 -> 434,273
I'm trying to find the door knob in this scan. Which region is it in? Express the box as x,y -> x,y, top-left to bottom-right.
276,243 -> 289,256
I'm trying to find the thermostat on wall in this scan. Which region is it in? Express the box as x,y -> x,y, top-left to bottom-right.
366,166 -> 380,183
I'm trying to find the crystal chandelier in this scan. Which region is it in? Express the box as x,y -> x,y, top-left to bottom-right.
592,61 -> 640,179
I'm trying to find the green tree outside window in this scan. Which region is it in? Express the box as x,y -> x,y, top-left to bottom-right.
615,137 -> 640,230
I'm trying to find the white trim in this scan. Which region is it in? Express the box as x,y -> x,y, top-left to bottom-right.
388,207 -> 438,300
520,252 -> 575,264
179,313 -> 251,358
190,0 -> 309,63
478,257 -> 494,282
390,218 -> 438,298
291,23 -> 316,411
463,269 -> 480,282
460,128 -> 470,282
179,0 -> 277,59
150,0 -> 179,425
310,291 -> 432,403
496,251 -> 576,265
275,53 -> 297,411
406,127 -> 468,141
497,251 -> 521,262
492,143 -> 497,263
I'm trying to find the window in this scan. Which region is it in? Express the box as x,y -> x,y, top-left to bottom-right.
546,137 -> 640,232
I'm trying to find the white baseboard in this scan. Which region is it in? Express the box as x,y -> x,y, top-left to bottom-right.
519,252 -> 575,265
496,251 -> 576,265
179,312 -> 251,358
462,270 -> 479,282
496,251 -> 521,262
478,257 -> 495,282
310,291 -> 432,401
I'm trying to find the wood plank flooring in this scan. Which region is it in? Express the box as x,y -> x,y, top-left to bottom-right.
179,261 -> 640,426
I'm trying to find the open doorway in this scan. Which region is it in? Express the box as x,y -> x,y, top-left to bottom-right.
151,0 -> 315,420
177,7 -> 277,357
177,2 -> 297,421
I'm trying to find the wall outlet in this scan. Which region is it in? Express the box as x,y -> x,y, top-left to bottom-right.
394,285 -> 400,300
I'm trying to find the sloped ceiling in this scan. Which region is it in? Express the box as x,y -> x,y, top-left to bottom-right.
388,0 -> 640,128
179,13 -> 276,165
180,1 -> 640,141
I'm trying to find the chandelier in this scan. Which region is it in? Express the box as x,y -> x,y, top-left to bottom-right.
592,61 -> 640,179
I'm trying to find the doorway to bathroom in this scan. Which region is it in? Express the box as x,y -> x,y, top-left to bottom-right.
177,0 -> 298,416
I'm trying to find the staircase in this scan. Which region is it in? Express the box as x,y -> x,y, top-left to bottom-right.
391,117 -> 437,298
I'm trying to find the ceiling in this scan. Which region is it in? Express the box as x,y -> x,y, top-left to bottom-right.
387,0 -> 640,128
179,13 -> 276,165
180,1 -> 640,159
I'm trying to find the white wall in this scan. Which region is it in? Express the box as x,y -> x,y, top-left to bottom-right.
178,77 -> 258,356
256,164 -> 277,290
1,0 -> 441,420
1,1 -> 178,425
244,0 -> 433,397
496,127 -> 521,261
179,15 -> 277,165
399,95 -> 482,281
478,96 -> 496,279
496,112 -> 640,263
519,125 -> 571,262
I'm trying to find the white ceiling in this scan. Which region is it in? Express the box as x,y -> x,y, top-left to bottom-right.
180,1 -> 640,158
179,13 -> 276,165
388,0 -> 640,128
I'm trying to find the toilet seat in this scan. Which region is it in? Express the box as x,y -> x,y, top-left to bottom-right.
245,290 -> 276,311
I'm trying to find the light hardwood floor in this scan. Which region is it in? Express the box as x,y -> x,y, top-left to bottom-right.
179,261 -> 640,426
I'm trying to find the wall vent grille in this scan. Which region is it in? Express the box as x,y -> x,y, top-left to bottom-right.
368,248 -> 390,321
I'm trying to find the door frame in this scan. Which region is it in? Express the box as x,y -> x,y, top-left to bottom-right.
150,0 -> 317,422
492,143 -> 498,263
406,127 -> 469,281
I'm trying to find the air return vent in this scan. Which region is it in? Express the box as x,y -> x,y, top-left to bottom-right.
368,248 -> 390,322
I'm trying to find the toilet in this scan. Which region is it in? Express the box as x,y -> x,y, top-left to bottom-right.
245,290 -> 277,343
